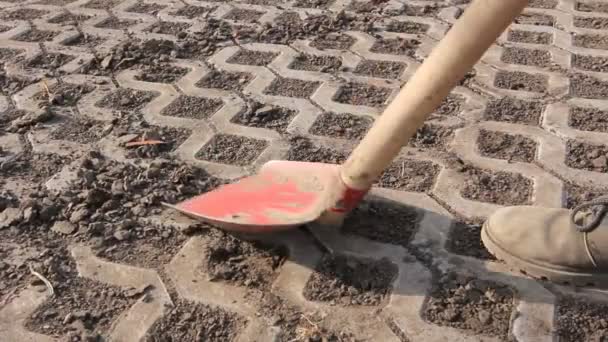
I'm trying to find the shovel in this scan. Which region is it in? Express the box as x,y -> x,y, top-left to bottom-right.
167,0 -> 528,233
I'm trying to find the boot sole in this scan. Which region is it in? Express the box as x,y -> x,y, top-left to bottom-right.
481,221 -> 608,288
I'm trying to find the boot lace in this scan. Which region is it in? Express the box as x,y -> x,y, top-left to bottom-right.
571,195 -> 608,233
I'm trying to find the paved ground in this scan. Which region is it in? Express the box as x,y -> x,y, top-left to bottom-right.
1,0 -> 608,341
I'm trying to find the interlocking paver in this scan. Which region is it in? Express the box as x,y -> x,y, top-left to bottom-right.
2,0 -> 608,341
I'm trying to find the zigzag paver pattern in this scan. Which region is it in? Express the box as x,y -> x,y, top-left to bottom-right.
2,0 -> 608,341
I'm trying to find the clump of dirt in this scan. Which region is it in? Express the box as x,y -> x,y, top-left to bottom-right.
196,134 -> 267,166
514,12 -> 555,26
528,0 -> 557,9
0,152 -> 67,184
348,0 -> 389,13
82,39 -> 174,76
484,97 -> 544,125
26,278 -> 135,340
507,30 -> 552,44
161,95 -> 223,120
0,72 -> 38,96
570,73 -> 608,99
227,49 -> 278,66
494,70 -> 548,93
500,47 -> 551,67
27,53 -> 74,70
148,21 -> 191,36
146,299 -> 245,342
196,70 -> 253,91
424,273 -> 515,339
264,77 -> 320,98
171,5 -> 215,19
556,296 -> 608,342
386,20 -> 429,34
341,198 -> 419,247
84,0 -> 122,9
461,168 -> 532,206
95,16 -> 136,30
48,118 -> 107,144
203,230 -> 287,289
477,130 -> 537,163
303,254 -> 397,306
286,136 -> 348,164
48,12 -> 91,25
127,2 -> 166,14
568,107 -> 608,133
334,83 -> 391,107
121,126 -> 192,159
409,124 -> 453,151
224,8 -> 264,22
294,0 -> 334,9
0,8 -> 48,20
566,140 -> 608,173
353,60 -> 406,79
446,221 -> 496,260
564,182 -> 608,209
289,54 -> 342,73
33,83 -> 95,107
378,159 -> 440,192
574,16 -> 608,30
433,94 -> 464,117
576,1 -> 608,13
309,112 -> 372,140
63,33 -> 105,48
232,101 -> 296,132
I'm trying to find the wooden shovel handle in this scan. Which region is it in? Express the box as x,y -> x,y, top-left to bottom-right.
341,0 -> 528,190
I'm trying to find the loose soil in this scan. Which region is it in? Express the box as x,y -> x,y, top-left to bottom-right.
569,105 -> 608,133
409,123 -> 454,151
196,70 -> 253,91
484,97 -> 544,125
135,64 -> 189,83
148,21 -> 191,36
494,70 -> 548,93
341,198 -> 420,247
309,112 -> 372,140
63,33 -> 106,48
122,126 -> 191,159
289,54 -> 342,73
161,95 -> 224,120
33,83 -> 95,107
461,168 -> 532,206
507,30 -> 553,45
386,20 -> 429,34
570,73 -> 608,99
84,0 -> 123,10
0,73 -> 38,96
96,89 -> 157,111
14,29 -> 58,43
353,60 -> 406,79
196,134 -> 267,166
501,47 -> 551,67
334,82 -> 391,107
311,33 -> 355,50
293,0 -> 334,9
25,278 -> 135,340
223,8 -> 264,23
572,54 -> 608,73
303,254 -> 397,306
566,140 -> 608,173
48,118 -> 107,144
0,8 -> 48,20
227,49 -> 279,66
231,101 -> 296,132
514,12 -> 555,26
0,152 -> 67,184
378,159 -> 440,192
446,221 -> 496,260
424,273 -> 515,339
146,299 -> 245,342
528,0 -> 558,9
95,17 -> 136,30
48,12 -> 91,25
433,94 -> 464,117
264,77 -> 320,98
286,136 -> 349,164
576,1 -> 608,13
556,296 -> 608,342
202,229 -> 287,289
370,38 -> 420,56
28,53 -> 74,70
172,5 -> 215,19
574,16 -> 608,30
564,182 -> 608,209
127,2 -> 166,14
477,130 -> 537,163
573,33 -> 608,50
347,0 -> 389,14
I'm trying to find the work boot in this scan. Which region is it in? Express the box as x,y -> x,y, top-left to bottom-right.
481,196 -> 608,287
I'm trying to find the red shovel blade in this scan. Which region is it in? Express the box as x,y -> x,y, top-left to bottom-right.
168,161 -> 344,233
